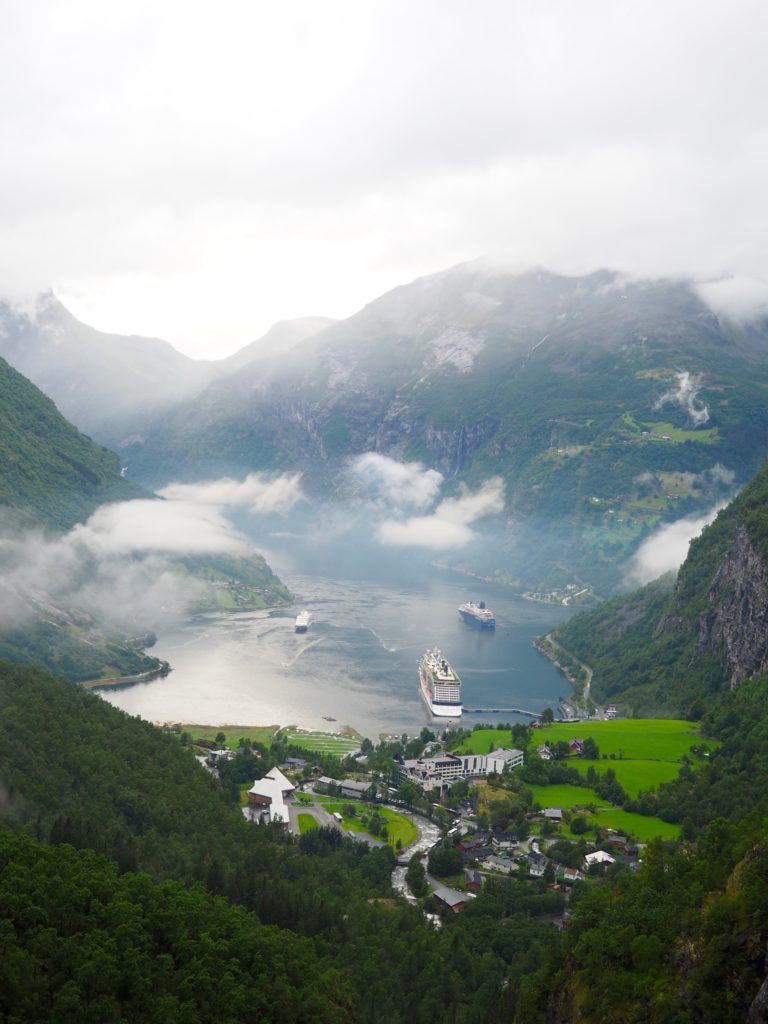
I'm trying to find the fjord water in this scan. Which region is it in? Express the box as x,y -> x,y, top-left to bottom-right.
104,553 -> 574,738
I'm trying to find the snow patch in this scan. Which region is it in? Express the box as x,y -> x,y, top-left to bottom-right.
427,328 -> 485,373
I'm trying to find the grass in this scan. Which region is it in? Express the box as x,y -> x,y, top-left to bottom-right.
281,729 -> 361,755
535,720 -> 704,761
180,724 -> 279,747
644,421 -> 719,444
297,813 -> 319,835
568,758 -> 682,798
315,797 -> 418,848
527,783 -> 680,841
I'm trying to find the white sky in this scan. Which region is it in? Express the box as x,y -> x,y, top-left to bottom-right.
3,1 -> 768,359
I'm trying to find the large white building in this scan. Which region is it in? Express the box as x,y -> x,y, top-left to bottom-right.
400,747 -> 524,793
247,767 -> 295,826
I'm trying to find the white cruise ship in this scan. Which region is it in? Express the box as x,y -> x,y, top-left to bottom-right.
294,609 -> 311,633
418,648 -> 462,717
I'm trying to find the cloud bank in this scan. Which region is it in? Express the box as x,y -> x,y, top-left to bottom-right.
376,476 -> 505,550
629,504 -> 725,586
348,453 -> 444,511
159,472 -> 305,514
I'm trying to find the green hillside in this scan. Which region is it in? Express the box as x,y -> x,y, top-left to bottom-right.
0,355 -> 146,530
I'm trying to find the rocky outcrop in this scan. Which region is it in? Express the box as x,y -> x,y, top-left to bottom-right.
697,523 -> 768,686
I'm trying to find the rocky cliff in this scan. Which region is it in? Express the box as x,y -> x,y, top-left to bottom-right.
697,522 -> 768,686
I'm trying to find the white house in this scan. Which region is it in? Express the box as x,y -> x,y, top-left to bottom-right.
247,767 -> 295,827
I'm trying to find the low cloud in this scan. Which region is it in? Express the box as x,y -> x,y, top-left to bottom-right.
348,453 -> 444,511
0,476 -> 293,634
159,472 -> 305,514
653,371 -> 710,426
628,504 -> 725,585
376,477 -> 505,550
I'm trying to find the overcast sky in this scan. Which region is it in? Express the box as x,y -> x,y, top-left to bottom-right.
3,1 -> 768,359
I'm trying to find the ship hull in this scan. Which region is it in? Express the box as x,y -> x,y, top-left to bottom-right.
458,609 -> 495,629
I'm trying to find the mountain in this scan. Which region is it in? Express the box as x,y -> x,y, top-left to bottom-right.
0,353 -> 146,530
0,292 -> 216,449
0,294 -> 333,451
543,454 -> 768,715
124,265 -> 768,591
219,315 -> 336,372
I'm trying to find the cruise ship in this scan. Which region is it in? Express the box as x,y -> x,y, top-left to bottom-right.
419,648 -> 462,717
294,609 -> 311,633
458,600 -> 495,629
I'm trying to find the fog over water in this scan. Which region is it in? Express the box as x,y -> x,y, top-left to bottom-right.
103,543 -> 574,738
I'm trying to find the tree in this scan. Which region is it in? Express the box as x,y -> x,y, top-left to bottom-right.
215,731 -> 226,747
406,853 -> 429,897
571,815 -> 589,835
582,736 -> 600,760
540,708 -> 555,724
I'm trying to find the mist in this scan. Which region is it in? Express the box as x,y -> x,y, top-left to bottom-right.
628,504 -> 726,586
653,371 -> 710,427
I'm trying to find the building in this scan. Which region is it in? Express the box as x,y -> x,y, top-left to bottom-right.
433,887 -> 466,914
247,767 -> 294,827
400,748 -> 524,793
339,778 -> 375,799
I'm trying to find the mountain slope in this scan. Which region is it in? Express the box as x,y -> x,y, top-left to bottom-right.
0,354 -> 146,530
126,265 -> 768,590
545,455 -> 768,714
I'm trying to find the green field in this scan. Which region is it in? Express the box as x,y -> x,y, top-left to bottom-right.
569,758 -> 682,797
535,719 -> 703,761
281,729 -> 361,755
315,797 -> 418,848
297,813 -> 319,834
181,724 -> 279,747
645,421 -> 719,444
527,784 -> 680,842
459,720 -> 707,760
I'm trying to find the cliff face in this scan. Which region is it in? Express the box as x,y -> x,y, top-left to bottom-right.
697,522 -> 768,686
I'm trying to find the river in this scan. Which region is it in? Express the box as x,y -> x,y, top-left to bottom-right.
103,557 -> 575,738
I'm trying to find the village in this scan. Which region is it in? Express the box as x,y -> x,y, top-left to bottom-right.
197,719 -> 665,921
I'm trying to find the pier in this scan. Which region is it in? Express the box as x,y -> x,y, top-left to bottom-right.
463,707 -> 541,718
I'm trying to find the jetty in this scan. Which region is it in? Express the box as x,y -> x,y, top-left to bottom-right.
463,707 -> 541,718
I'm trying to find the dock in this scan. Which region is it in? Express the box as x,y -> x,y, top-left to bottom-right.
463,707 -> 541,718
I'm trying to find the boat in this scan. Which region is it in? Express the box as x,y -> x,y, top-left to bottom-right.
295,609 -> 311,633
419,648 -> 462,717
458,600 -> 495,629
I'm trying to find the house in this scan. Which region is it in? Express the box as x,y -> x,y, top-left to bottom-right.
492,831 -> 518,851
537,743 -> 553,760
433,887 -> 465,913
315,776 -> 340,794
542,807 -> 564,822
282,757 -> 307,770
464,869 -> 483,892
247,767 -> 295,827
485,855 -> 516,875
568,738 -> 585,755
562,866 -> 583,883
584,850 -> 615,869
339,778 -> 375,799
207,748 -> 236,766
605,704 -> 617,719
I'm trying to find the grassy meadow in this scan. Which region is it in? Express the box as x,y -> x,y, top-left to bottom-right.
527,783 -> 681,842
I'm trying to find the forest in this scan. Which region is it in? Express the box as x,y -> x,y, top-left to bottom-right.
3,654 -> 768,1020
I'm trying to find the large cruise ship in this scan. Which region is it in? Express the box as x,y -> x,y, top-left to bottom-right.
458,600 -> 495,629
294,609 -> 311,633
419,648 -> 462,717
